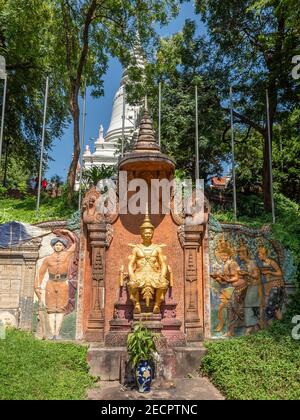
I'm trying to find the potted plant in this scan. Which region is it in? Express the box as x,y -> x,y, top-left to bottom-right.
127,324 -> 158,393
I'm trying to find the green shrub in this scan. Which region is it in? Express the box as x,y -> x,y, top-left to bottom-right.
202,311 -> 300,400
0,185 -> 8,199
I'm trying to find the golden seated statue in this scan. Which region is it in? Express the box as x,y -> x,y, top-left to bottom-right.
125,213 -> 172,315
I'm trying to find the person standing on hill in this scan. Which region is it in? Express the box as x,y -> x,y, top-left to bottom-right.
42,179 -> 48,191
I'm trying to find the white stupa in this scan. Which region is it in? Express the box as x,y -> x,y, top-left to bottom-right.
83,40 -> 144,171
83,125 -> 117,169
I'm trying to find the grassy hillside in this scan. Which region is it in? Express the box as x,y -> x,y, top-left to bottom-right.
0,196 -> 77,224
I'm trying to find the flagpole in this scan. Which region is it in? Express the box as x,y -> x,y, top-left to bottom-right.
230,87 -> 237,222
266,89 -> 276,224
121,87 -> 126,157
78,80 -> 87,211
158,81 -> 162,147
36,77 -> 49,219
0,73 -> 7,163
195,85 -> 200,181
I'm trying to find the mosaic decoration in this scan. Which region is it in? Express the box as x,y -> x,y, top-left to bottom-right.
0,222 -> 50,248
209,217 -> 296,338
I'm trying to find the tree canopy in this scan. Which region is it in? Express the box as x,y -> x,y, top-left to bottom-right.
0,0 -> 69,181
0,0 -> 299,210
127,20 -> 229,182
0,0 -> 185,197
195,0 -> 300,209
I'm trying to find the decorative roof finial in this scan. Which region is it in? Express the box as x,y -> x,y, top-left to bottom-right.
140,205 -> 154,231
100,124 -> 104,137
99,125 -> 105,142
84,145 -> 91,156
134,106 -> 160,152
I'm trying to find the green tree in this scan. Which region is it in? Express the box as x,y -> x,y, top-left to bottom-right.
126,20 -> 229,182
0,0 -> 69,181
272,108 -> 300,202
0,155 -> 31,193
196,0 -> 300,211
52,0 -> 184,203
234,128 -> 264,193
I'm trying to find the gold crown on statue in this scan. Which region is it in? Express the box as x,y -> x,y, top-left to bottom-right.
140,211 -> 154,231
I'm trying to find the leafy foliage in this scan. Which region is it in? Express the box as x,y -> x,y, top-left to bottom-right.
0,0 -> 69,175
195,0 -> 300,211
127,324 -> 157,368
127,20 -> 229,181
272,109 -> 300,203
232,108 -> 300,204
50,0 -> 184,200
213,192 -> 300,289
82,164 -> 116,188
0,329 -> 95,400
0,155 -> 31,193
0,195 -> 77,224
0,0 -> 184,199
202,315 -> 300,400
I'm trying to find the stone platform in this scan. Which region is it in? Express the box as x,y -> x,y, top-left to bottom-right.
87,377 -> 224,400
87,344 -> 207,382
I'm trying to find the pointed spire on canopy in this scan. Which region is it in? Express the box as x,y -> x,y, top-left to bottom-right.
134,107 -> 160,152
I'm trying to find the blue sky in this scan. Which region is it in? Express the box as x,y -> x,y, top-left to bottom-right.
46,2 -> 201,180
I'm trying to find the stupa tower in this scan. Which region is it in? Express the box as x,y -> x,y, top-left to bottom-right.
83,37 -> 144,170
105,38 -> 144,143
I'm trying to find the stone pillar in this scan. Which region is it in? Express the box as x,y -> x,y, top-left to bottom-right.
85,223 -> 106,342
183,225 -> 204,342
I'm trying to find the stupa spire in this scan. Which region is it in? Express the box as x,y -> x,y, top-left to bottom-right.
105,32 -> 145,145
134,107 -> 160,153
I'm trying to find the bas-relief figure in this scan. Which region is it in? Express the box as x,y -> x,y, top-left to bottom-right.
211,237 -> 248,336
34,230 -> 78,340
210,233 -> 285,337
239,243 -> 263,334
258,245 -> 285,324
127,214 -> 171,314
